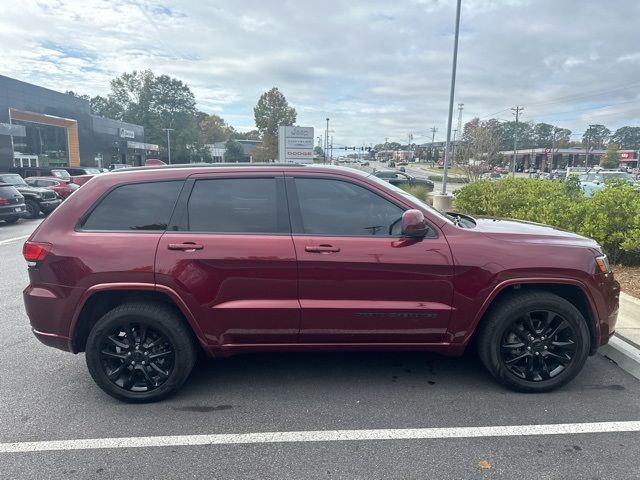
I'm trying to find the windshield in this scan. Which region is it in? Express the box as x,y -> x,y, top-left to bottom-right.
601,172 -> 634,182
82,168 -> 101,175
51,170 -> 71,180
0,174 -> 26,186
365,171 -> 453,224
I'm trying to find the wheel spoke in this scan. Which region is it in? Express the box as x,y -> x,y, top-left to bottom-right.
107,363 -> 126,380
523,314 -> 537,335
140,366 -> 157,388
139,324 -> 148,345
150,362 -> 169,378
525,356 -> 535,380
542,311 -> 555,332
125,324 -> 136,347
501,342 -> 525,351
551,340 -> 575,350
123,369 -> 137,390
547,319 -> 570,339
149,350 -> 172,360
146,336 -> 165,349
101,350 -> 127,360
544,351 -> 571,365
505,352 -> 529,365
106,335 -> 128,349
539,357 -> 551,380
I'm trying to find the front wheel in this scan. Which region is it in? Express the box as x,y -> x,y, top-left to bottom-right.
24,199 -> 40,219
477,291 -> 590,393
85,302 -> 197,402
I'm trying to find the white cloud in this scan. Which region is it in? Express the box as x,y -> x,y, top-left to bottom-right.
1,0 -> 639,144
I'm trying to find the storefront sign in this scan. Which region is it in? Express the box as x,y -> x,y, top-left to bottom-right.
278,126 -> 314,163
119,128 -> 135,139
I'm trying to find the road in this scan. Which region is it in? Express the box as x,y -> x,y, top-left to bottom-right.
1,219 -> 639,479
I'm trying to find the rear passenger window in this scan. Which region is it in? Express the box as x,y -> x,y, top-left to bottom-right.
187,178 -> 285,233
82,181 -> 182,231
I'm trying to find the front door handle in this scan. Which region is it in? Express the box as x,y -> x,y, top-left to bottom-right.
305,244 -> 340,253
168,242 -> 204,251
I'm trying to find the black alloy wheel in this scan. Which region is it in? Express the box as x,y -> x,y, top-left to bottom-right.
499,310 -> 577,382
99,323 -> 175,392
24,199 -> 40,219
477,291 -> 590,393
86,302 -> 197,402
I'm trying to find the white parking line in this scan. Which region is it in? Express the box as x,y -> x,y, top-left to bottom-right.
1,421 -> 639,454
0,234 -> 30,246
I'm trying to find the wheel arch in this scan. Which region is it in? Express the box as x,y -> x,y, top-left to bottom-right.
70,283 -> 207,353
467,280 -> 599,355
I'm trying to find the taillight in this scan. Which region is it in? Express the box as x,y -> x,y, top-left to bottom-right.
23,241 -> 52,263
0,197 -> 7,205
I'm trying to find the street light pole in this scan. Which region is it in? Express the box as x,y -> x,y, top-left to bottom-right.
163,128 -> 174,164
325,118 -> 329,164
441,0 -> 462,196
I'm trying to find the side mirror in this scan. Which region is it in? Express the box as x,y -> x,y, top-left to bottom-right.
402,209 -> 429,238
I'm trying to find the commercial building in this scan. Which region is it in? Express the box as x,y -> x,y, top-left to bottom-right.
207,139 -> 261,162
499,147 -> 607,171
0,75 -> 158,171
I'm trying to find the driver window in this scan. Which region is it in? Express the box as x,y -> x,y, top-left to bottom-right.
293,178 -> 404,236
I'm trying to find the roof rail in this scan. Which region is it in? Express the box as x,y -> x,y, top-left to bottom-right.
117,162 -> 307,172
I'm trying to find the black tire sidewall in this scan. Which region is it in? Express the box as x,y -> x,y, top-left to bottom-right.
24,199 -> 40,219
85,304 -> 195,403
482,294 -> 590,393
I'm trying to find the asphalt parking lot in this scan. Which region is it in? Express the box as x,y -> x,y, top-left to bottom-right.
1,219 -> 639,479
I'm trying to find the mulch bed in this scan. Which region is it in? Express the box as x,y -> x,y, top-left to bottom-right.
612,265 -> 640,299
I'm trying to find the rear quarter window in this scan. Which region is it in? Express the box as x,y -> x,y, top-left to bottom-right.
81,181 -> 183,231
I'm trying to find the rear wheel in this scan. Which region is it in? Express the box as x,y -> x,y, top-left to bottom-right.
85,302 -> 197,403
24,199 -> 40,219
477,291 -> 590,392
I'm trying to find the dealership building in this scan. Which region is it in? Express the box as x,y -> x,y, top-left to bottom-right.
0,75 -> 158,171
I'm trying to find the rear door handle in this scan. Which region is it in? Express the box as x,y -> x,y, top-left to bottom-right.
305,245 -> 340,253
168,242 -> 204,251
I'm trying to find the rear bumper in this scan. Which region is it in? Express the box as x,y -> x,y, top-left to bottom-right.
23,285 -> 76,353
32,328 -> 72,352
0,204 -> 27,219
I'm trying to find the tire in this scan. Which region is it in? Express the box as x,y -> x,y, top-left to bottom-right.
477,290 -> 590,393
85,301 -> 197,403
24,199 -> 40,219
4,217 -> 20,224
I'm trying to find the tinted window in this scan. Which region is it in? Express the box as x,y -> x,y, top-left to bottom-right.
0,186 -> 19,197
83,181 -> 182,231
293,178 -> 404,236
0,174 -> 26,186
188,178 -> 284,233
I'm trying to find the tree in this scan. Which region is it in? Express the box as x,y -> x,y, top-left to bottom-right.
600,143 -> 620,169
532,123 -> 554,148
461,117 -> 500,180
232,129 -> 261,141
495,120 -> 534,151
253,87 -> 297,160
582,124 -> 611,149
611,126 -> 640,150
199,113 -> 232,144
314,146 -> 325,160
65,90 -> 90,101
223,139 -> 245,162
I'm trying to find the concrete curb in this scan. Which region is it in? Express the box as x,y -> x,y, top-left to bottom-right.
599,335 -> 640,381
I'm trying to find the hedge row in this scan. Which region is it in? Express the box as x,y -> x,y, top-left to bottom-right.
452,177 -> 640,265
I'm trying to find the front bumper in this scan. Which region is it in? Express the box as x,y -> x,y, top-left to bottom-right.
39,199 -> 62,212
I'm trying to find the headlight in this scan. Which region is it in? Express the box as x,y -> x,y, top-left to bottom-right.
595,255 -> 611,274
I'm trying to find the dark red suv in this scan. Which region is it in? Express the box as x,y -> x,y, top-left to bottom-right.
23,164 -> 620,402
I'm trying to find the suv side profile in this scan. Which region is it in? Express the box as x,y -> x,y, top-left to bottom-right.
23,165 -> 620,402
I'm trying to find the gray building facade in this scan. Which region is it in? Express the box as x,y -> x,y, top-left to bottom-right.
0,75 -> 157,170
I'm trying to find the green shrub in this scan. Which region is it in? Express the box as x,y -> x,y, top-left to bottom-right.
453,177 -> 640,264
400,184 -> 431,203
427,175 -> 469,183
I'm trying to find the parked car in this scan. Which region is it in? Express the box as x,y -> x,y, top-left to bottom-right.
0,173 -> 62,218
9,166 -> 71,182
579,170 -> 640,198
398,166 -> 406,172
359,160 -> 370,166
108,163 -> 132,171
481,172 -> 503,181
25,177 -> 80,199
374,170 -> 434,191
23,164 -> 619,402
60,167 -> 103,176
0,183 -> 26,224
397,161 -> 408,166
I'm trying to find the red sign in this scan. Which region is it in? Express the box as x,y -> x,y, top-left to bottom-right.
620,152 -> 632,159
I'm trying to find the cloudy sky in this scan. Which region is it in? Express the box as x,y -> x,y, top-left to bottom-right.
2,0 -> 640,147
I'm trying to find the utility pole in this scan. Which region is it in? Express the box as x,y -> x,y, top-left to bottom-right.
441,0 -> 462,197
330,135 -> 333,162
511,106 -> 523,175
549,126 -> 557,172
325,118 -> 329,164
452,103 -> 464,164
163,128 -> 174,164
430,127 -> 437,164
